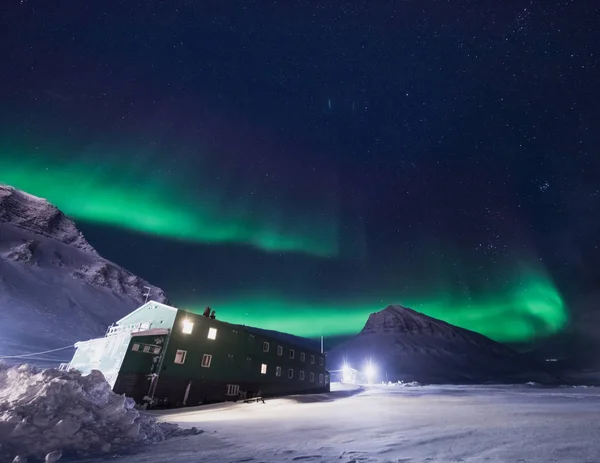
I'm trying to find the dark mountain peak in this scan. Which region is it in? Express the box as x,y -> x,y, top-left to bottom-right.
360,304 -> 468,339
0,184 -> 96,254
325,305 -> 555,384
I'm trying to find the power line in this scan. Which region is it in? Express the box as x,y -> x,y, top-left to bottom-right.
0,344 -> 75,360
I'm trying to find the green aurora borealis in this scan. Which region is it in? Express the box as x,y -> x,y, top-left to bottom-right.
184,263 -> 567,343
0,138 -> 338,257
0,136 -> 569,344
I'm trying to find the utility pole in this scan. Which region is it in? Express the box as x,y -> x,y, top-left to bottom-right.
143,286 -> 151,304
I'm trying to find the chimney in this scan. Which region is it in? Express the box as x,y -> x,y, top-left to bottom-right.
210,310 -> 216,319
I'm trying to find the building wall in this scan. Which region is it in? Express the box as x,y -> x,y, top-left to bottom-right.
115,301 -> 178,331
113,333 -> 168,402
70,332 -> 131,388
154,310 -> 329,406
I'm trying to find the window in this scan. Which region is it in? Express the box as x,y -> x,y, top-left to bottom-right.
276,366 -> 282,377
132,343 -> 140,351
300,352 -> 305,362
325,374 -> 329,384
228,353 -> 234,361
277,345 -> 283,356
289,349 -> 295,359
288,368 -> 294,379
319,357 -> 323,366
310,355 -> 315,364
201,354 -> 212,368
319,374 -> 323,384
207,327 -> 217,340
261,363 -> 267,374
299,371 -> 305,380
153,347 -> 161,354
263,342 -> 270,352
143,345 -> 151,353
226,384 -> 239,396
182,320 -> 194,334
174,350 -> 187,364
310,372 -> 315,382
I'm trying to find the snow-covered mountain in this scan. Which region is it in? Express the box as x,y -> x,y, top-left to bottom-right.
328,305 -> 556,384
0,185 -> 168,364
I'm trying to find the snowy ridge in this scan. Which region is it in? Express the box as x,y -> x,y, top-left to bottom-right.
328,305 -> 555,384
0,185 -> 168,363
0,363 -> 201,461
0,185 -> 96,254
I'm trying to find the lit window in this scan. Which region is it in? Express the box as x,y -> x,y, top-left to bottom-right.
201,354 -> 212,368
289,349 -> 295,359
261,363 -> 267,374
132,344 -> 140,351
182,320 -> 194,334
276,366 -> 282,377
319,357 -> 323,366
310,355 -> 315,364
143,345 -> 151,353
310,372 -> 314,382
207,328 -> 217,340
226,384 -> 239,396
153,347 -> 161,354
263,342 -> 270,352
300,352 -> 305,362
299,371 -> 305,380
319,374 -> 323,384
277,346 -> 283,356
288,368 -> 294,379
174,350 -> 187,364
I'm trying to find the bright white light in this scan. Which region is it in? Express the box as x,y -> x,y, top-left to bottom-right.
342,364 -> 353,383
364,362 -> 376,380
261,363 -> 267,374
207,327 -> 217,340
182,320 -> 194,334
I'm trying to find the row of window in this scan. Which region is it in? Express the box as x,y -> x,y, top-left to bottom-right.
263,342 -> 323,366
180,320 -> 324,368
174,349 -> 212,367
182,320 -> 217,340
272,366 -> 325,384
132,343 -> 161,354
173,350 -> 326,383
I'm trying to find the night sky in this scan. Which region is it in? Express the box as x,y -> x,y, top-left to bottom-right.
1,1 -> 599,349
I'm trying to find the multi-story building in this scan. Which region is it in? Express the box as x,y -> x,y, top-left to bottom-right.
67,301 -> 330,407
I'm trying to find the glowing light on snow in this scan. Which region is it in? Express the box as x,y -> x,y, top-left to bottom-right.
342,364 -> 353,383
364,362 -> 376,382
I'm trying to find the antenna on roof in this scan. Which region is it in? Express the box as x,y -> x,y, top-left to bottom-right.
143,286 -> 151,304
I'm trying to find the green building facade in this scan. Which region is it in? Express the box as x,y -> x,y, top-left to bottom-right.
68,301 -> 330,407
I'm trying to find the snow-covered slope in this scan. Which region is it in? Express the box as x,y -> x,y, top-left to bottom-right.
328,305 -> 555,384
0,185 -> 168,363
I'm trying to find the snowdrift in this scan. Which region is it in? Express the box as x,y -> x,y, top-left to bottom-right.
0,363 -> 201,462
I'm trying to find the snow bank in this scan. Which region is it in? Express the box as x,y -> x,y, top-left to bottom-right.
0,363 -> 201,462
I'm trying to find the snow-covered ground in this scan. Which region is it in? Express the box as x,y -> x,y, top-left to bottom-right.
71,382 -> 600,463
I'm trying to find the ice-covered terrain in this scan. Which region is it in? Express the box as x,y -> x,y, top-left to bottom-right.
65,381 -> 600,463
0,362 -> 200,462
328,305 -> 557,384
0,185 -> 168,364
